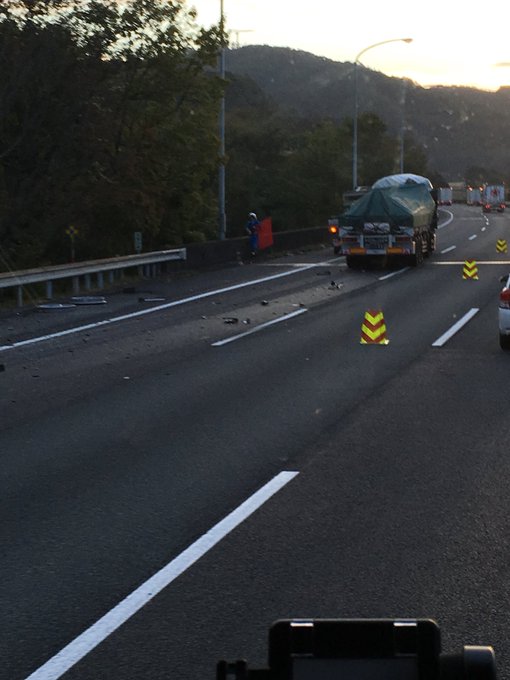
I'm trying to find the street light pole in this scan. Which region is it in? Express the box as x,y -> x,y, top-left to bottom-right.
399,78 -> 408,173
352,37 -> 412,190
218,0 -> 227,240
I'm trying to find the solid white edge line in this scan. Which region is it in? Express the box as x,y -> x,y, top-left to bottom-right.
432,308 -> 479,347
212,308 -> 308,346
24,470 -> 299,680
0,264 -> 324,353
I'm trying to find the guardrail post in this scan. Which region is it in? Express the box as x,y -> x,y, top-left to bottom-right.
85,274 -> 91,291
97,272 -> 104,289
73,277 -> 80,294
46,280 -> 53,299
108,271 -> 114,284
16,286 -> 23,307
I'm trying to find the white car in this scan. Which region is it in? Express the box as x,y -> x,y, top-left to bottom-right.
499,274 -> 510,349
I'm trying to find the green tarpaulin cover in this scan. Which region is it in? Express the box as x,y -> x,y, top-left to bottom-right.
340,184 -> 435,229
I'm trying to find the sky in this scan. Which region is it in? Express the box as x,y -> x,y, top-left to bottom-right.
186,0 -> 510,91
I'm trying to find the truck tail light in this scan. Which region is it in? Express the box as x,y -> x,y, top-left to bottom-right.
500,288 -> 510,309
329,225 -> 338,234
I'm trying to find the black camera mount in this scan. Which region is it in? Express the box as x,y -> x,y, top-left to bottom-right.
217,619 -> 496,680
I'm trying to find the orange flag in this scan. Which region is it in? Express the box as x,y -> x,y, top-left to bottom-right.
258,217 -> 273,250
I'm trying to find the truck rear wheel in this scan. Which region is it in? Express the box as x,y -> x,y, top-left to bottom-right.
410,239 -> 424,267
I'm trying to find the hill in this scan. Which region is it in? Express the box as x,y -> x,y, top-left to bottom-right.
225,45 -> 510,182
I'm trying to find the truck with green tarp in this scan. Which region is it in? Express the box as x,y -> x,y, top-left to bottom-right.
328,174 -> 438,268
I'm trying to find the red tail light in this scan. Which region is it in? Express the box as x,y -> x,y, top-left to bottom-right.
500,288 -> 510,309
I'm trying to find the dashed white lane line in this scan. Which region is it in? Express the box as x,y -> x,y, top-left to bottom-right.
378,268 -> 409,281
212,308 -> 308,346
432,308 -> 479,347
0,263 -> 329,353
24,470 -> 299,680
468,234 -> 477,240
441,245 -> 457,254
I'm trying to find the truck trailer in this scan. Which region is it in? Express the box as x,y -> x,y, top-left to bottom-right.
329,174 -> 438,268
437,187 -> 453,205
467,187 -> 481,205
482,184 -> 505,212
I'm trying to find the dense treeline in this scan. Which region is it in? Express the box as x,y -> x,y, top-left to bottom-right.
0,0 -> 431,271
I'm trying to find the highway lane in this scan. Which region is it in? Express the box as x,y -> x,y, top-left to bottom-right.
3,205 -> 510,679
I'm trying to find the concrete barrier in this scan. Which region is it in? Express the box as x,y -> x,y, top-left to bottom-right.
183,226 -> 329,269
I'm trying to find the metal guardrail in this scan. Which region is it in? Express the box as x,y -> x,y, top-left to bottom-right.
0,248 -> 186,306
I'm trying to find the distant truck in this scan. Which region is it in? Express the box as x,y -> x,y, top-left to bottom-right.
482,184 -> 505,212
329,174 -> 438,267
437,187 -> 453,205
466,187 -> 481,205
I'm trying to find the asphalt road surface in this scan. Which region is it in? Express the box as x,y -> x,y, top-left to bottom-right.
2,204 -> 510,680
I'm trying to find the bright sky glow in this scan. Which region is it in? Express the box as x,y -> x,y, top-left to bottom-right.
187,0 -> 510,91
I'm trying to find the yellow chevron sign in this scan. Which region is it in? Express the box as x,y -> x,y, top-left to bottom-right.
497,239 -> 508,253
462,260 -> 479,280
360,309 -> 389,345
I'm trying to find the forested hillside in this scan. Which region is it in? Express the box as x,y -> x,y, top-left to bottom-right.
2,3 -> 508,272
226,46 -> 510,183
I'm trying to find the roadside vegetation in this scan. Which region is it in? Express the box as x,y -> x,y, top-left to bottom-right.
0,0 -> 433,271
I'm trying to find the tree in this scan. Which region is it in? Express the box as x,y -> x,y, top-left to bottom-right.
0,0 -> 225,268
274,120 -> 352,229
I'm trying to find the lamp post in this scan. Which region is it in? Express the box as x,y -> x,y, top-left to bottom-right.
399,78 -> 407,173
218,0 -> 227,240
352,37 -> 412,189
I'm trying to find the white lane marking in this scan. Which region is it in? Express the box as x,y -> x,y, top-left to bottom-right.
24,470 -> 299,680
438,210 -> 454,228
0,264 -> 326,353
468,234 -> 477,240
481,227 -> 486,232
441,245 -> 456,254
212,308 -> 308,346
378,267 -> 409,281
432,308 -> 479,347
433,260 -> 510,265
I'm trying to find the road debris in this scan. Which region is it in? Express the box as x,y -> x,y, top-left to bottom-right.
36,303 -> 77,311
71,296 -> 107,305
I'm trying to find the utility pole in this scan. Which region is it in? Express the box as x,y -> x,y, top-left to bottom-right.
218,0 -> 227,240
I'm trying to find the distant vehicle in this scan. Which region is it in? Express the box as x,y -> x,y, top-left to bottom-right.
482,184 -> 505,212
447,181 -> 467,203
499,274 -> 510,349
437,187 -> 453,205
329,174 -> 437,266
466,186 -> 481,205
